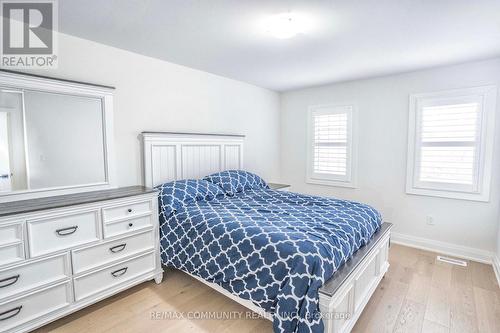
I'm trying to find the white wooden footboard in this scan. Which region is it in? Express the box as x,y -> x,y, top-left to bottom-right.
319,224 -> 392,333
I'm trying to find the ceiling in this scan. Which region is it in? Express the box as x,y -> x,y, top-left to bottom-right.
59,0 -> 500,91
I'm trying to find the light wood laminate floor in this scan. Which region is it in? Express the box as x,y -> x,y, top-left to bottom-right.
35,244 -> 500,333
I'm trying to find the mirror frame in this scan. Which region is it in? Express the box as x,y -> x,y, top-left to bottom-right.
0,70 -> 115,203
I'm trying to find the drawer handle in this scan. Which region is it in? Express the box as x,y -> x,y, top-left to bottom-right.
127,208 -> 133,213
0,274 -> 20,288
111,267 -> 128,278
109,243 -> 127,253
0,306 -> 22,321
55,226 -> 78,236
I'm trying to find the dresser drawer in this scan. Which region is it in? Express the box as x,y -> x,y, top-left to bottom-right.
72,230 -> 155,274
102,200 -> 152,222
27,210 -> 100,257
103,215 -> 152,238
0,223 -> 23,245
0,244 -> 24,268
0,282 -> 71,332
73,252 -> 156,301
0,254 -> 70,301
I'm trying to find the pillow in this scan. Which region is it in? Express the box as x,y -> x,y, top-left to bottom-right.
156,179 -> 225,217
203,170 -> 268,195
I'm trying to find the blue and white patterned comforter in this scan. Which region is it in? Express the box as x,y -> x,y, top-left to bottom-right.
159,188 -> 382,333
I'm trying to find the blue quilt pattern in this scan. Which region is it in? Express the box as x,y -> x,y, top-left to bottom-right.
158,187 -> 382,333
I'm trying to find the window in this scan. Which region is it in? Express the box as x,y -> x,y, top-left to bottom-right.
307,104 -> 356,187
406,86 -> 497,201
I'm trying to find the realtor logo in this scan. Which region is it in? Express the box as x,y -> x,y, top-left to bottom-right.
0,0 -> 58,68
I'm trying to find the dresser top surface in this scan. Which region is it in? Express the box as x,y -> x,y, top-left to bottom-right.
0,186 -> 157,218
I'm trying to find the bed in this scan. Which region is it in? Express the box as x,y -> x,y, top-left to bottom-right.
142,132 -> 392,333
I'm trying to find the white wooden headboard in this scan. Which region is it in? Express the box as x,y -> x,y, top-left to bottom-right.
141,132 -> 244,188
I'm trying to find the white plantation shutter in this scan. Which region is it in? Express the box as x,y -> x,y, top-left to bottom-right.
307,105 -> 355,186
407,86 -> 497,201
313,112 -> 348,175
418,103 -> 479,186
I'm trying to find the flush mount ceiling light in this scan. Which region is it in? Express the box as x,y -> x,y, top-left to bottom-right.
263,13 -> 310,39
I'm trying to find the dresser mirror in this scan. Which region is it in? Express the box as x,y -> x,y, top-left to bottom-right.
0,71 -> 115,202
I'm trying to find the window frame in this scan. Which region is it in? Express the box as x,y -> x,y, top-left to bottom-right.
306,103 -> 357,188
406,86 -> 497,202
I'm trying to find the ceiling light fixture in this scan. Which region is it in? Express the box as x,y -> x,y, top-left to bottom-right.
264,13 -> 309,39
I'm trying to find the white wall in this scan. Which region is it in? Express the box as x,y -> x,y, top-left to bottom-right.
280,58 -> 500,253
28,33 -> 281,186
497,218 -> 500,258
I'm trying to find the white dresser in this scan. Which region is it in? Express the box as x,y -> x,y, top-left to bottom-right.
0,187 -> 163,333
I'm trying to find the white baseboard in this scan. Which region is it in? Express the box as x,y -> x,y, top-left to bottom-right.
493,255 -> 500,289
391,232 -> 494,264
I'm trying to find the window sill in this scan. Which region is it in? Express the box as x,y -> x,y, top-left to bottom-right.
306,178 -> 357,189
405,187 -> 490,202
